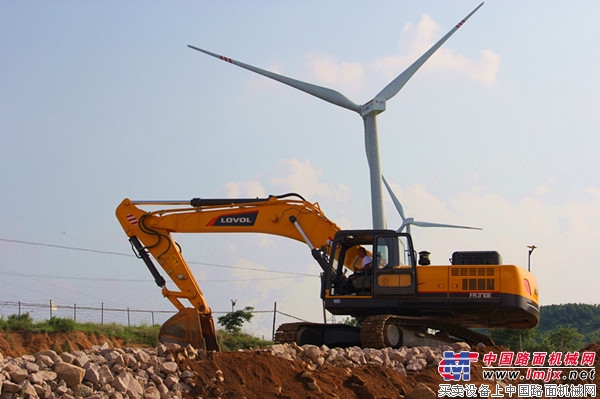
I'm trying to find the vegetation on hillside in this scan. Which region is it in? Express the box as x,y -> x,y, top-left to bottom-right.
0,312 -> 272,352
486,303 -> 600,352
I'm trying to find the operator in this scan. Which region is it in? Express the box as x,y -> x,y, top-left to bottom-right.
355,246 -> 373,275
342,246 -> 373,294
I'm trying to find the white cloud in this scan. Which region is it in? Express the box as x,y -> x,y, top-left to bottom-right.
270,158 -> 333,198
305,53 -> 365,96
224,180 -> 266,197
227,243 -> 238,254
258,236 -> 277,249
375,14 -> 500,85
304,13 -> 500,91
535,177 -> 555,195
587,187 -> 600,199
471,49 -> 501,86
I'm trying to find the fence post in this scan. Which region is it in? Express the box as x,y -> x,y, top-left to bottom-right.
101,302 -> 104,325
127,308 -> 130,327
74,303 -> 77,323
272,302 -> 277,341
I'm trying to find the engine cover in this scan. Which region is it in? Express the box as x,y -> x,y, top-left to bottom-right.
452,251 -> 502,265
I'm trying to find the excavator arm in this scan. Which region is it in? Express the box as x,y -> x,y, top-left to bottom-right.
115,193 -> 345,350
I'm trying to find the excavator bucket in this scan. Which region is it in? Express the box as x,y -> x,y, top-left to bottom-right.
159,308 -> 220,351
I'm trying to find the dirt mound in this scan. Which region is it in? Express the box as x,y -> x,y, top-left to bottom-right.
0,330 -> 132,358
178,350 -> 415,398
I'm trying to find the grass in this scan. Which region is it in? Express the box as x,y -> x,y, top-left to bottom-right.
0,313 -> 272,351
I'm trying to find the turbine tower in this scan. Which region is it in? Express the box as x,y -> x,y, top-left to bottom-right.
188,3 -> 484,230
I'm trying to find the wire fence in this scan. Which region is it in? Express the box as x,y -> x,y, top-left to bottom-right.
0,300 -> 310,340
0,300 -> 171,327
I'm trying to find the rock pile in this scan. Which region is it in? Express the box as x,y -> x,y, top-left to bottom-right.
0,342 -> 200,399
0,342 -> 471,399
265,341 -> 472,374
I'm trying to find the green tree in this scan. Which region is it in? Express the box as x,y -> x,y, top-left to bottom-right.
488,327 -> 541,351
545,326 -> 584,352
217,306 -> 254,334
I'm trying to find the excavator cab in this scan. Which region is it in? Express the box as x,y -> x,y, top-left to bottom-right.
323,229 -> 417,298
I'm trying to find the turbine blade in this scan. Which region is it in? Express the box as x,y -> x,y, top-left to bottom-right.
411,220 -> 482,230
375,2 -> 484,102
187,45 -> 361,113
382,175 -> 406,220
398,221 -> 408,233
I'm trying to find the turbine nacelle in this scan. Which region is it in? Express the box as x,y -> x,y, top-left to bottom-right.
361,99 -> 386,117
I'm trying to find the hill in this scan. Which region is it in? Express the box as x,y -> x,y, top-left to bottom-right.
539,303 -> 600,341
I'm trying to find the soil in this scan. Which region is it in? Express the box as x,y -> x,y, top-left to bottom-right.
1,331 -> 599,399
0,331 -> 134,358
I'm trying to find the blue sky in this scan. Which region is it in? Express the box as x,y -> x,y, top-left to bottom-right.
2,1 -> 599,338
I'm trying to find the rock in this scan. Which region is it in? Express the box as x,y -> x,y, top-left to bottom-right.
143,385 -> 161,399
159,361 -> 178,375
2,380 -> 22,393
36,350 -> 60,364
8,367 -> 28,383
111,372 -> 143,399
73,382 -> 95,397
35,354 -> 55,368
60,351 -> 77,364
134,350 -> 151,365
451,342 -> 471,352
54,361 -> 85,387
72,350 -> 90,368
24,361 -> 40,374
302,345 -> 320,363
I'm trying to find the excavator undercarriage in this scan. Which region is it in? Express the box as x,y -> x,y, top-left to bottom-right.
275,315 -> 494,349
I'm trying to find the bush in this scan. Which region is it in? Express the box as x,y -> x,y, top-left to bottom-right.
47,317 -> 76,332
217,330 -> 272,351
2,313 -> 35,330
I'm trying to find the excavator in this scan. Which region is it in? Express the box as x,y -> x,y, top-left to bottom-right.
116,193 -> 539,351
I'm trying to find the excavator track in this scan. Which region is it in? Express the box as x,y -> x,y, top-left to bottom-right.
274,322 -> 306,344
360,315 -> 494,349
276,316 -> 494,349
275,322 -> 361,348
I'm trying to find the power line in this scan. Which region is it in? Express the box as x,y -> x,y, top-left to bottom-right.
0,270 -> 303,284
0,237 -> 319,278
0,238 -> 130,257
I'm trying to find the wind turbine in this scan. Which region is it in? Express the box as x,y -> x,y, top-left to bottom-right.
188,3 -> 484,230
382,175 -> 481,235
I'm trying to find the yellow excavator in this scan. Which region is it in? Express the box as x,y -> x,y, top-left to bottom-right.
116,193 -> 539,351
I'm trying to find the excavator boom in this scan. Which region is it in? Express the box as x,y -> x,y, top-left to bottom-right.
116,193 -> 343,350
